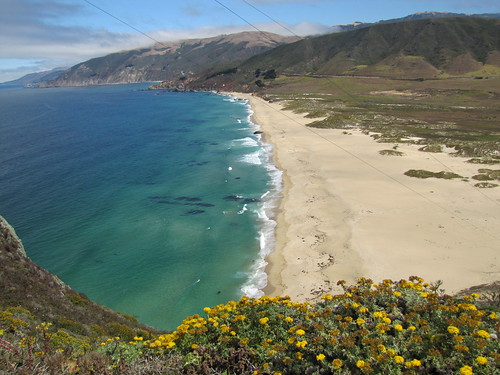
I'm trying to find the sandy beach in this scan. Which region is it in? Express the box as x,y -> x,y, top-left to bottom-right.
235,93 -> 500,300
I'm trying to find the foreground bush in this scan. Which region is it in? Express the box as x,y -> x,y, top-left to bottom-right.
146,277 -> 499,374
1,277 -> 499,374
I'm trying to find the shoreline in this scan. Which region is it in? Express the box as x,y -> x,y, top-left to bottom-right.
234,92 -> 499,300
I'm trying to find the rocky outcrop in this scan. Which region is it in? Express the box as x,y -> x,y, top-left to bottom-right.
0,216 -> 26,257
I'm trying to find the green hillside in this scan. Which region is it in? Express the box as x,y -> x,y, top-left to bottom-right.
181,17 -> 500,92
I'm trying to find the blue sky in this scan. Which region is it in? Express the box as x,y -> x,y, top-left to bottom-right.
1,0 -> 499,82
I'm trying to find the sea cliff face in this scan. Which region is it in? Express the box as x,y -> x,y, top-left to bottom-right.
0,216 -> 26,257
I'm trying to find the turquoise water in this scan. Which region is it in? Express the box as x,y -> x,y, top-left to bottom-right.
0,84 -> 281,330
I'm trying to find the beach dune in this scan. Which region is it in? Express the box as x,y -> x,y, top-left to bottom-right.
238,93 -> 499,300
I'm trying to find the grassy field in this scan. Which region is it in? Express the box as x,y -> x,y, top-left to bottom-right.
261,75 -> 500,162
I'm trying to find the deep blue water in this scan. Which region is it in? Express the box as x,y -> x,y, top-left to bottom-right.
0,84 -> 280,329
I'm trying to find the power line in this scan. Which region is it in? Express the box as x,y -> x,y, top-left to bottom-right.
240,0 -> 300,37
82,0 -> 168,48
212,0 -> 272,37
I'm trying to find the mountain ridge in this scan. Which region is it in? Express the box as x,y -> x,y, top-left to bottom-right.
38,32 -> 300,87
175,16 -> 500,92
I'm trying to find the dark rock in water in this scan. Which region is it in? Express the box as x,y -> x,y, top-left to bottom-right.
187,160 -> 210,167
149,196 -> 170,200
254,130 -> 263,135
157,200 -> 182,205
244,198 -> 260,203
223,195 -> 244,201
183,210 -> 205,215
176,196 -> 202,202
196,203 -> 215,207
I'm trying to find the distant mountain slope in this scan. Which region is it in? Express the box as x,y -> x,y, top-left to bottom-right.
249,17 -> 499,76
40,32 -> 299,87
331,11 -> 500,32
1,68 -> 67,86
183,16 -> 500,91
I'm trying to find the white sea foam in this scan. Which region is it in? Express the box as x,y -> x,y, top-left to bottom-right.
239,151 -> 262,165
238,98 -> 283,299
233,137 -> 259,148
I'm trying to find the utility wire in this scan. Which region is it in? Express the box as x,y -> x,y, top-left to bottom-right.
82,0 -> 168,48
212,0 -> 274,38
240,0 -> 300,37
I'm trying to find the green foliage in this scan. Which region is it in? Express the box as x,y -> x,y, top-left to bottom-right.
404,169 -> 464,179
379,150 -> 405,156
105,322 -> 136,342
205,67 -> 238,80
472,169 -> 500,181
55,317 -> 86,336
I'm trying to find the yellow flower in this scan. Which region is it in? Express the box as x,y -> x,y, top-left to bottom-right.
356,360 -> 367,368
191,344 -> 199,349
383,317 -> 392,324
296,352 -> 303,360
475,356 -> 488,365
359,307 -> 369,313
285,317 -> 294,323
408,325 -> 416,331
447,325 -> 460,335
420,292 -> 429,298
259,317 -> 269,325
295,329 -> 306,336
356,318 -> 366,325
476,330 -> 490,339
295,340 -> 307,348
316,353 -> 326,361
459,365 -> 473,375
405,359 -> 422,368
393,291 -> 402,297
489,312 -> 498,320
394,356 -> 405,364
332,359 -> 343,369
394,324 -> 403,331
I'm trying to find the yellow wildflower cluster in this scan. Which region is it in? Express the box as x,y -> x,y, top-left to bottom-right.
140,277 -> 498,375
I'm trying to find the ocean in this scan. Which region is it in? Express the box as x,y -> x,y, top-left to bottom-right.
0,83 -> 281,330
